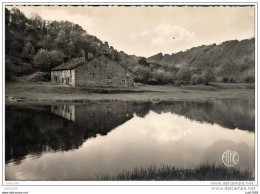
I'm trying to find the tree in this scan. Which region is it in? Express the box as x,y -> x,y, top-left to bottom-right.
67,41 -> 75,59
22,42 -> 35,62
46,21 -> 61,39
8,8 -> 28,57
138,57 -> 149,67
72,24 -> 86,35
176,66 -> 191,84
41,34 -> 54,50
29,13 -> 43,29
191,74 -> 204,85
245,76 -> 255,83
55,30 -> 68,50
229,77 -> 235,83
165,71 -> 174,84
23,42 -> 35,55
202,69 -> 215,85
9,8 -> 28,32
222,77 -> 229,83
33,49 -> 51,71
24,25 -> 40,44
49,50 -> 64,68
151,69 -> 167,84
133,65 -> 150,83
114,50 -> 121,62
5,8 -> 11,54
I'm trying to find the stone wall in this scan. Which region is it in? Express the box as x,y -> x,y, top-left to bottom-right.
75,55 -> 134,87
51,69 -> 75,86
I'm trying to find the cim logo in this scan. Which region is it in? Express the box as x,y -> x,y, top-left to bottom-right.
222,150 -> 239,167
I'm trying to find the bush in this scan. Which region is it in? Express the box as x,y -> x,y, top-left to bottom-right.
229,77 -> 235,83
176,66 -> 191,84
222,77 -> 229,83
33,49 -> 64,71
138,57 -> 149,67
147,78 -> 158,85
202,69 -> 215,85
245,76 -> 255,83
191,74 -> 204,85
49,50 -> 65,68
33,49 -> 51,71
133,65 -> 150,84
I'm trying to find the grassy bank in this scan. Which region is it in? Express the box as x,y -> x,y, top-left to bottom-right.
98,164 -> 254,181
5,81 -> 255,103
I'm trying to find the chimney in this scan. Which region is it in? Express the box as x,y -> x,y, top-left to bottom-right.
82,50 -> 86,62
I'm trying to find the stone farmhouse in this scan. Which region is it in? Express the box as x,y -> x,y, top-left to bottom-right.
51,55 -> 134,87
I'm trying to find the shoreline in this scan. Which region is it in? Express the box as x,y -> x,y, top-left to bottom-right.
5,81 -> 255,104
5,96 -> 255,105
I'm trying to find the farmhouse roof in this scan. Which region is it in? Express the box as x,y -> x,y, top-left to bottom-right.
51,55 -> 133,73
51,57 -> 84,71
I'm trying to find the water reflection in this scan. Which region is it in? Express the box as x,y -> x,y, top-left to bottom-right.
6,102 -> 134,163
5,100 -> 255,180
150,100 -> 255,132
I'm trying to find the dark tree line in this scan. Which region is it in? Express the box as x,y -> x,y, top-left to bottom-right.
133,58 -> 216,85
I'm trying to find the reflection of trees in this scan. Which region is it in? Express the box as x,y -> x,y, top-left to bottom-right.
73,102 -> 134,137
5,106 -> 85,164
5,100 -> 254,164
6,102 -> 135,163
132,102 -> 151,118
150,100 -> 255,132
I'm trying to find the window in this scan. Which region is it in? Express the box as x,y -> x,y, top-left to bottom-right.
54,76 -> 58,82
122,79 -> 126,83
62,78 -> 64,83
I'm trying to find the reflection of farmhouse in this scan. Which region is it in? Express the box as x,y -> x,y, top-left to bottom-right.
51,54 -> 134,87
51,104 -> 76,122
6,106 -> 85,162
51,102 -> 134,136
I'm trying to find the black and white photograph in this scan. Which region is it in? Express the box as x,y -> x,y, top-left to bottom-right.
1,1 -> 258,194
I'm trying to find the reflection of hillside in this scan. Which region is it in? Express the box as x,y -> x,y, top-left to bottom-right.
5,100 -> 254,164
6,103 -> 135,163
150,100 -> 255,132
5,106 -> 85,164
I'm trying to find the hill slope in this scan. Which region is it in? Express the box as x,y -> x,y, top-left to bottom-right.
5,7 -> 255,84
147,38 -> 255,82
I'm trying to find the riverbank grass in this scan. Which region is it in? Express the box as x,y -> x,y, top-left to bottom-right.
6,81 -> 255,103
98,164 -> 254,181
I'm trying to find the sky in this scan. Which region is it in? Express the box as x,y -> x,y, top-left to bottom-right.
8,6 -> 255,57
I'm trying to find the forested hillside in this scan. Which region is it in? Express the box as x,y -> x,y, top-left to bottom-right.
147,39 -> 255,83
5,7 -> 126,81
5,7 -> 255,85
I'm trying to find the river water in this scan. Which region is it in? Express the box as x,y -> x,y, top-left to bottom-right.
5,100 -> 255,180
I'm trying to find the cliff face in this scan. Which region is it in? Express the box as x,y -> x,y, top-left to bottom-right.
147,38 -> 255,82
